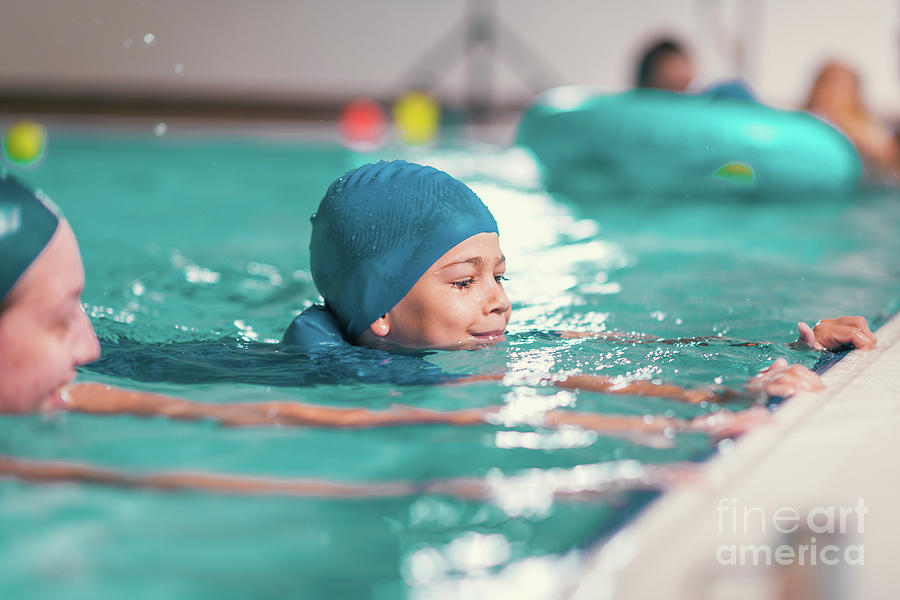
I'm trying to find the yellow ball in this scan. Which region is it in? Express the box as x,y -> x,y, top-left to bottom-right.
4,120 -> 47,165
393,92 -> 440,146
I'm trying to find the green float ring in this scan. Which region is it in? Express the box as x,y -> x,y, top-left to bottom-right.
516,87 -> 862,197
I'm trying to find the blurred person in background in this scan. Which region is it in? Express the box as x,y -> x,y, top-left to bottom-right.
634,37 -> 755,102
635,38 -> 695,92
804,60 -> 900,181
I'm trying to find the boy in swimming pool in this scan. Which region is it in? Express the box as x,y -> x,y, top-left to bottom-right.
283,160 -> 875,398
0,172 -> 790,435
0,167 -> 875,494
0,174 -> 466,425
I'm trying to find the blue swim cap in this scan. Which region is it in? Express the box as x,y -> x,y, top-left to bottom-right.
309,160 -> 498,340
0,174 -> 60,303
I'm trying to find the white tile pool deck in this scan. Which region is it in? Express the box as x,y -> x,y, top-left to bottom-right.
572,313 -> 900,599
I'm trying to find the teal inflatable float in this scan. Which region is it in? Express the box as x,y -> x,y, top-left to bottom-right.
516,87 -> 862,197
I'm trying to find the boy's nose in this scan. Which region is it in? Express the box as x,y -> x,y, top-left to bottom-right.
486,282 -> 511,316
72,304 -> 101,366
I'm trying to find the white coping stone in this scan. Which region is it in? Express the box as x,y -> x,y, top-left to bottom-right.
571,312 -> 900,600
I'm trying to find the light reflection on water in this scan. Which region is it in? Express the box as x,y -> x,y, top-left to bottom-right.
471,180 -> 632,334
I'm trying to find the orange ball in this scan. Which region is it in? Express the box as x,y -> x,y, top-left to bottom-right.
339,100 -> 386,149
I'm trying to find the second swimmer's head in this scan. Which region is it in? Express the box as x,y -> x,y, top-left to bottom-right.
309,160 -> 510,350
0,175 -> 100,413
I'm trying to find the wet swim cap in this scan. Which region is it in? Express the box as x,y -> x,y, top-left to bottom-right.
0,174 -> 60,303
309,160 -> 498,340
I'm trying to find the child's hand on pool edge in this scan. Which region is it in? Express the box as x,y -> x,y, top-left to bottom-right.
796,316 -> 877,351
687,406 -> 773,438
745,358 -> 824,398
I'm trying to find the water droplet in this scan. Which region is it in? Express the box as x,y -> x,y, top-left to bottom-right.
143,33 -> 155,45
123,38 -> 133,48
174,63 -> 184,74
153,122 -> 167,136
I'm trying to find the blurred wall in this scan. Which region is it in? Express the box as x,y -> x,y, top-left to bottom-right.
0,0 -> 897,115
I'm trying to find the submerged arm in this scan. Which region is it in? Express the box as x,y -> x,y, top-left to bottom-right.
0,454 -> 701,500
63,382 -> 764,436
455,360 -> 822,404
0,454 -> 415,497
451,373 -> 720,403
550,374 -> 729,403
63,383 -> 485,428
554,358 -> 824,403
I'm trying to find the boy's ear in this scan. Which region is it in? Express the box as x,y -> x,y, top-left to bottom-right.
368,314 -> 390,337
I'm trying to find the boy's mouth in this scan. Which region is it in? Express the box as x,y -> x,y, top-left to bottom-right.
470,330 -> 506,342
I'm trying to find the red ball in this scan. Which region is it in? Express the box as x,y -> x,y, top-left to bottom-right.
339,100 -> 386,149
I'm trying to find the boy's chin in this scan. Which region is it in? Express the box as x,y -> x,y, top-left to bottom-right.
363,333 -> 506,352
450,336 -> 506,351
0,387 -> 63,414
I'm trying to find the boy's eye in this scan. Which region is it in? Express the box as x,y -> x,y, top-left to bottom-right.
452,278 -> 473,289
494,275 -> 508,283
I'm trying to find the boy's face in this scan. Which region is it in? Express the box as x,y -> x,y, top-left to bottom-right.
0,221 -> 100,413
367,232 -> 511,350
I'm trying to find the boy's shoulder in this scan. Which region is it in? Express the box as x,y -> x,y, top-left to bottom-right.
281,305 -> 461,385
282,304 -> 350,350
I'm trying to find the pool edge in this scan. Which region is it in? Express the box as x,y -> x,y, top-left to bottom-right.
570,311 -> 900,599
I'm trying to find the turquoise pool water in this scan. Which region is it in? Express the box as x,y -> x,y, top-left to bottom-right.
2,132 -> 899,599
